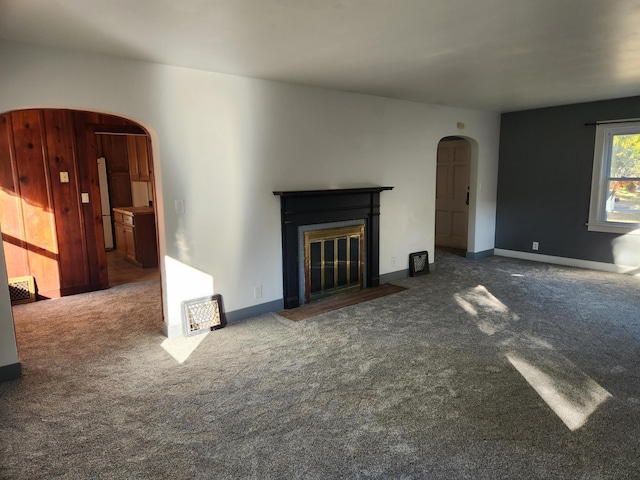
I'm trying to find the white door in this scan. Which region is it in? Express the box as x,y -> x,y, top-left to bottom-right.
435,139 -> 470,250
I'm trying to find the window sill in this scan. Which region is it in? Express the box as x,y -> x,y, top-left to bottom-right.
586,223 -> 640,235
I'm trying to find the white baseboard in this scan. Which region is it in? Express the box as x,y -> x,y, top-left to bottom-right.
494,249 -> 640,276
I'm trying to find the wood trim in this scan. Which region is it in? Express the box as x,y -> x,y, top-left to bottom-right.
277,284 -> 406,322
86,124 -> 146,135
273,186 -> 393,197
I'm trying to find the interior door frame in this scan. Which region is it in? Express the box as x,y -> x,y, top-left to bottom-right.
433,135 -> 477,256
86,123 -> 158,288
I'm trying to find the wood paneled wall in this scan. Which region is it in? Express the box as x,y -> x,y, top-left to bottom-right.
0,109 -> 147,299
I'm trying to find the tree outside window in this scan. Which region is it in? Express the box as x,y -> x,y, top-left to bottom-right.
588,122 -> 640,234
606,133 -> 640,224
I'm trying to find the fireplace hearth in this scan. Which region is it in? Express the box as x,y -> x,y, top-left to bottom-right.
274,187 -> 393,309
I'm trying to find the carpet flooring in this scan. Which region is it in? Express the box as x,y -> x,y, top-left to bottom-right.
1,251 -> 640,479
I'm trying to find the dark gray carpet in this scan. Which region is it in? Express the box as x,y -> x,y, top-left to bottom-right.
2,251 -> 640,479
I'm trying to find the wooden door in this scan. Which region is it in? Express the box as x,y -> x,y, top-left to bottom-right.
136,136 -> 150,182
127,136 -> 140,180
97,134 -> 129,172
435,139 -> 470,249
126,135 -> 150,182
109,172 -> 133,208
97,134 -> 132,208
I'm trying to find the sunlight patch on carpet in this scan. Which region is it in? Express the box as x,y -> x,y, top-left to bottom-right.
161,332 -> 209,364
506,352 -> 612,431
454,285 -> 519,335
454,284 -> 612,431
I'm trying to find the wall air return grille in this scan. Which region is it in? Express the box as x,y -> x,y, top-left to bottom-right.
8,276 -> 37,305
182,294 -> 226,336
409,251 -> 429,277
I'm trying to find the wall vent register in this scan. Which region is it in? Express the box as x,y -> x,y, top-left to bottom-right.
182,294 -> 226,336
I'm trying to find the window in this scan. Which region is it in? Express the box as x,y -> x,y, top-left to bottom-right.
588,122 -> 640,234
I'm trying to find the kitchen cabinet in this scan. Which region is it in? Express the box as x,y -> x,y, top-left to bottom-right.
113,207 -> 158,268
127,136 -> 151,182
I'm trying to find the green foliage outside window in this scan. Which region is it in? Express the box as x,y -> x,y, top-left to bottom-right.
611,134 -> 640,178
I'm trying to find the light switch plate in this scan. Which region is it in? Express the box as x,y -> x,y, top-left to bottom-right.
81,193 -> 90,203
59,172 -> 69,183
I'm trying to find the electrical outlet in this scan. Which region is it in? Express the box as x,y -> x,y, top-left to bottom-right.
175,199 -> 185,214
391,257 -> 397,267
253,285 -> 262,299
532,241 -> 539,251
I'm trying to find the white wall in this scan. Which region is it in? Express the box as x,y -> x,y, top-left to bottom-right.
0,41 -> 501,336
0,232 -> 19,368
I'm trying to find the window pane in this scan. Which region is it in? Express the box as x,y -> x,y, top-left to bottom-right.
611,134 -> 640,178
310,241 -> 322,293
605,180 -> 640,223
337,238 -> 347,287
349,236 -> 359,283
324,240 -> 334,290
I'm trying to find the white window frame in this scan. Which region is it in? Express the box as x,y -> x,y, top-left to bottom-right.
587,121 -> 640,235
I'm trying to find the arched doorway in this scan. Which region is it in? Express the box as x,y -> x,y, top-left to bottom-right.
1,108 -> 160,299
435,137 -> 471,253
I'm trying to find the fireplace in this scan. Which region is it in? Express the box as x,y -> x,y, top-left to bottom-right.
304,224 -> 365,302
273,187 -> 393,309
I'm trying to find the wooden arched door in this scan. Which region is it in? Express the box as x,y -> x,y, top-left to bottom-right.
435,138 -> 470,250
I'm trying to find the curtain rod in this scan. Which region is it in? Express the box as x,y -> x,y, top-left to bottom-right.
584,118 -> 640,126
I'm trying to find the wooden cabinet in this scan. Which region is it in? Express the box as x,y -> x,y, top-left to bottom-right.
114,212 -> 127,256
127,136 -> 151,182
113,207 -> 158,268
98,134 -> 129,173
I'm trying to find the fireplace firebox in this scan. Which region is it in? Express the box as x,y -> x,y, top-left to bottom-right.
273,187 -> 393,309
304,224 -> 365,302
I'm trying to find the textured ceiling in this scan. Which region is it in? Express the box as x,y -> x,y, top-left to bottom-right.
3,0 -> 640,112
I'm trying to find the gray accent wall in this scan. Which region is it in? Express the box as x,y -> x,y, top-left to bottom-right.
496,95 -> 640,265
225,299 -> 285,324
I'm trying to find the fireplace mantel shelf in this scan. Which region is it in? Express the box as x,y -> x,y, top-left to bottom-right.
274,186 -> 394,309
273,186 -> 393,197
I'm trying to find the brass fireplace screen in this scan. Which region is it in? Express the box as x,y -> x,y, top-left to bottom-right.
304,225 -> 365,303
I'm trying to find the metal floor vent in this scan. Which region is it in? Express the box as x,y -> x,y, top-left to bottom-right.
8,276 -> 37,305
182,294 -> 226,336
409,251 -> 429,277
